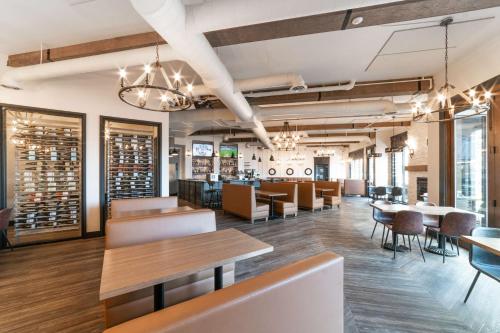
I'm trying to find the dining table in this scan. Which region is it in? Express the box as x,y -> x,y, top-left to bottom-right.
255,189 -> 287,220
111,205 -> 194,219
100,228 -> 273,311
460,235 -> 500,256
370,202 -> 476,256
316,188 -> 333,197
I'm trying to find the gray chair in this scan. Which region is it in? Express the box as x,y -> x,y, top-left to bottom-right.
464,227 -> 500,303
0,208 -> 13,251
428,212 -> 476,263
373,187 -> 387,201
390,210 -> 426,262
390,187 -> 403,203
371,200 -> 395,247
416,201 -> 439,246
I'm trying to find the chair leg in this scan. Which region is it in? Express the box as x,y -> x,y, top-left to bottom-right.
442,236 -> 446,264
371,222 -> 378,239
381,225 -> 386,247
403,235 -> 406,246
385,228 -> 390,246
407,235 -> 412,251
393,233 -> 397,260
424,228 -> 428,248
416,235 -> 425,262
3,230 -> 13,251
450,238 -> 454,251
456,238 -> 460,256
464,271 -> 481,303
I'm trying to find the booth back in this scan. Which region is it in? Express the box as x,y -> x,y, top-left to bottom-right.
344,179 -> 366,196
222,183 -> 255,219
111,196 -> 178,217
297,182 -> 316,207
260,181 -> 298,204
105,209 -> 215,249
104,252 -> 344,333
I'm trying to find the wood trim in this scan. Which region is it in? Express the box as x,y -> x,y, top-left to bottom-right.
405,165 -> 428,172
265,121 -> 411,132
306,132 -> 371,137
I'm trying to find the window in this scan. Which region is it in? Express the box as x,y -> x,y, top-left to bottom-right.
366,145 -> 376,185
390,132 -> 408,202
350,158 -> 363,179
454,114 -> 487,225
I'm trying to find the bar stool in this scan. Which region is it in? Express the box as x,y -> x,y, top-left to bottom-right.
206,181 -> 221,209
389,210 -> 426,262
428,212 -> 476,263
0,208 -> 13,251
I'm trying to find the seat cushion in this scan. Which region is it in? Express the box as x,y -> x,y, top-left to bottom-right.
274,200 -> 295,209
255,203 -> 269,212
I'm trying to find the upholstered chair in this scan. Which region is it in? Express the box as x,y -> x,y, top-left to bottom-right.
371,200 -> 395,247
390,210 -> 425,262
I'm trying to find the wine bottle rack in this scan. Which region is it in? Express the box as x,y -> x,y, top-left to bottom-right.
192,156 -> 213,179
105,125 -> 157,218
9,114 -> 82,236
220,157 -> 238,178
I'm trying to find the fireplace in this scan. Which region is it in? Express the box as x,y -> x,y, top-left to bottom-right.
416,177 -> 428,201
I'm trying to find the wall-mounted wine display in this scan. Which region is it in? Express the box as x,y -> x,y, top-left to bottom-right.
192,141 -> 214,179
103,119 -> 160,220
3,107 -> 84,245
219,144 -> 238,178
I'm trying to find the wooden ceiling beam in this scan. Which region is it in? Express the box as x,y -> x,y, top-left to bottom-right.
301,141 -> 361,145
8,0 -> 499,67
248,78 -> 433,105
265,121 -> 411,132
307,132 -> 372,137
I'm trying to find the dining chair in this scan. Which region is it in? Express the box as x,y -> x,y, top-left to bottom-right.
415,201 -> 439,246
390,187 -> 403,203
0,208 -> 13,251
429,212 -> 476,263
371,200 -> 395,248
390,210 -> 425,262
464,227 -> 500,303
373,187 -> 387,201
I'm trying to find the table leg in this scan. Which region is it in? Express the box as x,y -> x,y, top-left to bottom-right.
154,283 -> 165,311
424,215 -> 457,257
269,197 -> 275,220
214,266 -> 223,290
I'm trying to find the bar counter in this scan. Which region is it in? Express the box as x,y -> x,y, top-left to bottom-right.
178,179 -> 260,207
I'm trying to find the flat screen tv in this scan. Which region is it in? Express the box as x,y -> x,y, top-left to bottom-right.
192,143 -> 213,157
219,145 -> 238,158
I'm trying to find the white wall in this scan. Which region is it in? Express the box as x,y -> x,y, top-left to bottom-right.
0,74 -> 170,233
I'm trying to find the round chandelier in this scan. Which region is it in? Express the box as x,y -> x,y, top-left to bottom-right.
272,121 -> 302,151
412,17 -> 492,123
118,44 -> 193,112
315,147 -> 335,157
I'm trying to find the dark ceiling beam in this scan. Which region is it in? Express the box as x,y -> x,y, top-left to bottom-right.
307,132 -> 372,137
190,128 -> 252,136
305,144 -> 351,148
265,121 -> 411,132
301,141 -> 361,145
8,0 -> 499,67
248,78 -> 432,105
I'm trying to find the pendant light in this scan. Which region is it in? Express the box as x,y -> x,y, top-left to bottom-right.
269,154 -> 275,162
252,153 -> 256,160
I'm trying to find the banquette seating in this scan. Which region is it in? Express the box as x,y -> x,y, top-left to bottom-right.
110,196 -> 178,217
104,209 -> 235,328
103,252 -> 344,333
259,181 -> 298,218
297,182 -> 324,211
343,179 -> 366,196
315,180 -> 341,208
222,183 -> 269,223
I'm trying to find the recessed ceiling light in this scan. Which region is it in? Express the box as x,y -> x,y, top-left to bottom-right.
351,16 -> 364,26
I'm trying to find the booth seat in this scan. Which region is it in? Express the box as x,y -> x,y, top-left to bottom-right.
343,179 -> 366,196
260,181 -> 298,218
104,209 -> 235,328
110,196 -> 178,218
104,252 -> 344,333
222,183 -> 269,223
297,182 -> 324,211
315,180 -> 342,208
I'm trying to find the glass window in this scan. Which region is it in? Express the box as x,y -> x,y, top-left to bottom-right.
391,147 -> 409,202
454,114 -> 487,226
350,158 -> 363,179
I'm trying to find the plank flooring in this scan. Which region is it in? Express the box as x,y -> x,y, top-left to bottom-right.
0,197 -> 499,332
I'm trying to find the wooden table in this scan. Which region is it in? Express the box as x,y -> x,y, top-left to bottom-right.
316,188 -> 333,197
112,206 -> 194,219
370,203 -> 475,256
100,228 -> 273,311
460,236 -> 500,256
255,190 -> 287,219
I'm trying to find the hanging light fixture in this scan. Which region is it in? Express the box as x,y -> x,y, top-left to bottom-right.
252,153 -> 256,160
411,17 -> 492,123
385,116 -> 404,153
269,154 -> 275,162
258,156 -> 262,163
272,121 -> 302,151
118,44 -> 194,112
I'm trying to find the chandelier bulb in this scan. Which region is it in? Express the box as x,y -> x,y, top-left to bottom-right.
144,64 -> 152,74
119,68 -> 127,78
174,72 -> 181,82
187,83 -> 193,92
468,89 -> 475,98
485,91 -> 492,99
160,94 -> 168,103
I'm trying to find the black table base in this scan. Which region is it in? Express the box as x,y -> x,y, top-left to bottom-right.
154,283 -> 165,311
214,266 -> 223,290
424,246 -> 458,257
383,243 -> 410,252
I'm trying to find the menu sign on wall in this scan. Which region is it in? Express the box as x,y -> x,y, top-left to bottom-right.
193,143 -> 213,157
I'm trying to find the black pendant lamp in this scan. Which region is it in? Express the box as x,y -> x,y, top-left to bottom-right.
258,156 -> 262,163
252,153 -> 256,160
269,154 -> 275,162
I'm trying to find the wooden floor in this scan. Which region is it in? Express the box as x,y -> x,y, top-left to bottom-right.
1,197 -> 499,333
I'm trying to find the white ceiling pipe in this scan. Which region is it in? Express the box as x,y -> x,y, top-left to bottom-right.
244,80 -> 355,98
0,45 -> 179,90
256,100 -> 399,120
130,0 -> 273,149
186,0 -> 402,33
182,73 -> 306,96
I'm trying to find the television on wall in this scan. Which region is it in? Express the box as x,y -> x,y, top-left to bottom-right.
219,145 -> 238,158
192,142 -> 213,157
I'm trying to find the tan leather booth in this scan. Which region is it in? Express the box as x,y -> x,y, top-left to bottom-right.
260,182 -> 298,218
297,182 -> 324,211
315,180 -> 341,208
222,183 -> 269,223
343,179 -> 366,196
104,252 -> 344,333
104,209 -> 235,328
110,196 -> 178,218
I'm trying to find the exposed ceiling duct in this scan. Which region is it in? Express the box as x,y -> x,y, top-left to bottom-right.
244,80 -> 355,98
130,0 -> 274,149
0,45 -> 180,90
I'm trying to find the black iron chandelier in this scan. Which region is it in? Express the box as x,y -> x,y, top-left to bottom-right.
412,17 -> 491,123
118,44 -> 193,112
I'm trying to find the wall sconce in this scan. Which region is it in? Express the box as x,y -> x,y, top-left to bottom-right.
186,149 -> 192,157
408,148 -> 415,159
405,138 -> 416,159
